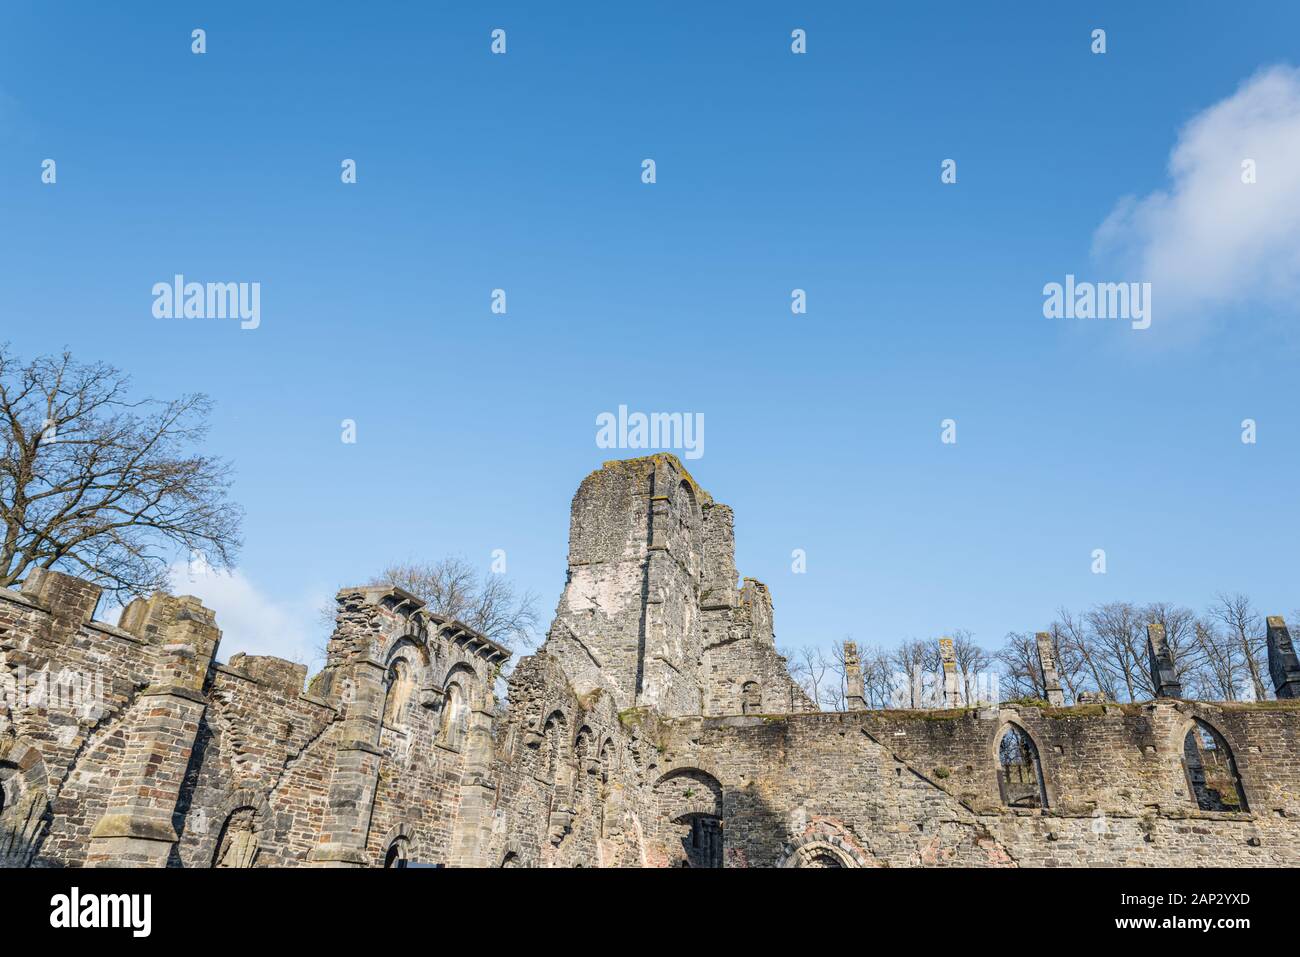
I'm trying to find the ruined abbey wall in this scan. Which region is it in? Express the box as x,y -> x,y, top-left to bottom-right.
652,702 -> 1300,867
2,454 -> 1299,868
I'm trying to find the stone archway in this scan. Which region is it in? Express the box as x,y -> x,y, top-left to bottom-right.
653,768 -> 724,868
780,823 -> 871,868
781,840 -> 859,868
0,738 -> 51,867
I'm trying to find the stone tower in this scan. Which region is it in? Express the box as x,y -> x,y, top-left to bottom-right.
541,454 -> 810,717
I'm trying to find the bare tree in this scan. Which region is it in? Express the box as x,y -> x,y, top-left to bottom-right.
1054,608 -> 1115,701
950,629 -> 991,705
823,640 -> 849,712
860,645 -> 895,708
1085,602 -> 1151,701
1208,593 -> 1267,701
889,638 -> 939,708
995,631 -> 1047,700
795,645 -> 829,710
0,346 -> 242,604
1189,616 -> 1242,701
367,557 -> 539,650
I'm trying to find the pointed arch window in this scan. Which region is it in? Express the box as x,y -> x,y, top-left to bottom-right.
440,682 -> 468,750
1183,720 -> 1247,811
996,724 -> 1046,808
383,659 -> 415,726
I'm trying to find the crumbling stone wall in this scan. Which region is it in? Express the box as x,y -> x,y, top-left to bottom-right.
701,579 -> 815,717
649,703 -> 1300,867
4,456 -> 1300,869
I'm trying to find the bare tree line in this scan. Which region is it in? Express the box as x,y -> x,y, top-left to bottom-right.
784,631 -> 993,711
785,593 -> 1291,711
1000,594 -> 1285,704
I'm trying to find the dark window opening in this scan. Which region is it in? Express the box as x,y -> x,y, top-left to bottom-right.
674,813 -> 723,868
385,840 -> 408,869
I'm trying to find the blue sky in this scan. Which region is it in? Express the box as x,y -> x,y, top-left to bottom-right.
3,3 -> 1299,667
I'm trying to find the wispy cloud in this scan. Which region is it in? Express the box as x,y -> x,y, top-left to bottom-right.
158,563 -> 332,669
1093,65 -> 1300,335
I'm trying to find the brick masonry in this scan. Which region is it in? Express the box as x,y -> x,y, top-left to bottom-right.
1,454 -> 1298,867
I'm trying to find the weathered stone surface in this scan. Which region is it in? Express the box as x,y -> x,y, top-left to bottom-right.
3,456 -> 1299,868
1267,617 -> 1300,699
844,642 -> 865,711
1036,632 -> 1065,707
1146,623 -> 1183,699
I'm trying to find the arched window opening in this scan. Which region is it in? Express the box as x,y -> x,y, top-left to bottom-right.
541,714 -> 565,782
741,681 -> 761,715
996,725 -> 1046,809
500,851 -> 518,868
440,682 -> 468,750
677,480 -> 699,523
598,738 -> 614,784
575,727 -> 595,778
383,659 -> 415,726
1183,720 -> 1247,812
384,838 -> 409,869
213,807 -> 258,868
675,479 -> 701,578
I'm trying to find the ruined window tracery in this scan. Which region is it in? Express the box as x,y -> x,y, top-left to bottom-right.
996,724 -> 1046,809
1183,719 -> 1247,812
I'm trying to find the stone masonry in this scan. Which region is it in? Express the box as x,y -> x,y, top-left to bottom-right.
2,454 -> 1300,867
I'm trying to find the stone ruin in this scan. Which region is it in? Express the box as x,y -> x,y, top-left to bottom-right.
2,453 -> 1300,867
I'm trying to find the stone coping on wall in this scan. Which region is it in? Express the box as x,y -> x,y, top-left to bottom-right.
0,585 -> 45,611
695,699 -> 1300,728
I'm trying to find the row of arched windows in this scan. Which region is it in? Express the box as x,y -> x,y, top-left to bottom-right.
995,717 -> 1248,812
381,657 -> 470,751
534,711 -> 616,787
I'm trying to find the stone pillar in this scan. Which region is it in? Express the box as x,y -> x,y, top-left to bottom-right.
308,653 -> 386,867
1266,616 -> 1300,700
1146,622 -> 1182,699
447,705 -> 500,867
939,638 -> 961,708
87,595 -> 220,866
844,641 -> 865,711
1035,632 -> 1065,707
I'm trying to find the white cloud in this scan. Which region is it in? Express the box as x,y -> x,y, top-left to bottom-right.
1093,65 -> 1300,333
151,563 -> 331,669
